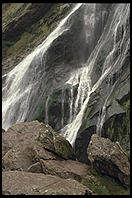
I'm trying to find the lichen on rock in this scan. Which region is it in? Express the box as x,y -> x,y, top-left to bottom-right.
37,123 -> 76,160
87,134 -> 130,187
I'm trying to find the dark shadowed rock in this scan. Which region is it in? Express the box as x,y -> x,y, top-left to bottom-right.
2,171 -> 93,195
2,128 -> 5,133
2,4 -> 54,42
87,134 -> 130,186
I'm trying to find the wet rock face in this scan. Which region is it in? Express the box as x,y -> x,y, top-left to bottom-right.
75,3 -> 130,163
32,4 -> 112,132
87,134 -> 130,186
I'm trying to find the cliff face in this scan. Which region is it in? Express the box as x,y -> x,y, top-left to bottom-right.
2,4 -> 54,41
2,3 -> 130,164
74,4 -> 130,162
2,3 -> 71,74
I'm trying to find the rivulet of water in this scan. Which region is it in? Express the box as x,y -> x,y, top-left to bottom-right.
61,88 -> 65,127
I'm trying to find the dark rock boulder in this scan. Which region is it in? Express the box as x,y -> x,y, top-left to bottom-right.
87,134 -> 130,186
2,120 -> 94,189
2,171 -> 93,195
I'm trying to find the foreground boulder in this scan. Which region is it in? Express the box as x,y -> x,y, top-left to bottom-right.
2,120 -> 75,161
2,121 -> 130,195
34,159 -> 91,181
87,134 -> 130,186
2,121 -> 76,172
2,121 -> 93,181
2,171 -> 92,195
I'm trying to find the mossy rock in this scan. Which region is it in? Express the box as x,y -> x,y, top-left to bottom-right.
37,127 -> 55,151
54,134 -> 76,160
2,3 -> 72,74
80,172 -> 130,195
87,134 -> 130,187
37,125 -> 76,160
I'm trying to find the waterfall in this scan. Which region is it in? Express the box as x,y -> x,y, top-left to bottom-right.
2,3 -> 83,130
61,64 -> 112,146
96,5 -> 130,136
95,14 -> 121,136
60,4 -> 130,146
2,3 -> 129,148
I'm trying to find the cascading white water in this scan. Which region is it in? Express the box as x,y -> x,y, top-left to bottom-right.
69,86 -> 74,123
96,13 -> 121,136
96,5 -> 130,136
2,3 -> 129,149
61,65 -> 112,146
60,10 -> 111,144
60,3 -> 130,146
2,3 -> 83,131
45,95 -> 50,124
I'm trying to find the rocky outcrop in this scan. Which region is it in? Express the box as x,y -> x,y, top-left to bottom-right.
36,159 -> 89,180
2,120 -> 76,172
2,120 -> 91,181
2,121 -> 130,195
2,3 -> 72,75
87,134 -> 130,186
2,120 -> 94,195
2,171 -> 92,195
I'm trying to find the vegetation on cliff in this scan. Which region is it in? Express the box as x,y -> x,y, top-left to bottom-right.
2,3 -> 71,74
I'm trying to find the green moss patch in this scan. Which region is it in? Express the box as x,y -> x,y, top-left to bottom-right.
2,3 -> 71,62
103,96 -> 130,157
80,169 -> 130,195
